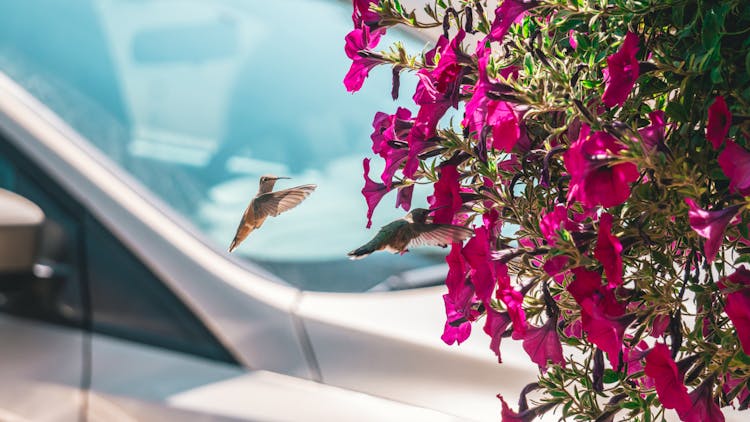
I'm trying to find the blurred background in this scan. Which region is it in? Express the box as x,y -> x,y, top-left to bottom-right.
0,1 -> 548,422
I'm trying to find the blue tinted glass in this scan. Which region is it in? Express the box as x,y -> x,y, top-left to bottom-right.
0,0 -> 450,291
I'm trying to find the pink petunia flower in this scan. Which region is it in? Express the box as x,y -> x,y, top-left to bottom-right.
718,140 -> 750,196
522,317 -> 564,370
568,267 -> 629,368
361,158 -> 390,228
370,108 -> 413,187
462,226 -> 497,302
495,264 -> 527,340
638,110 -> 667,151
644,343 -> 692,412
444,243 -> 476,320
344,25 -> 384,92
539,205 -> 578,282
602,31 -> 640,107
489,0 -> 539,42
441,293 -> 473,345
706,96 -> 731,149
404,31 -> 466,178
718,267 -> 750,355
684,198 -> 742,264
427,164 -> 463,225
677,378 -> 726,422
463,41 -> 521,152
352,0 -> 380,28
395,185 -> 413,211
484,307 -> 512,363
594,213 -> 624,288
723,373 -> 750,410
568,30 -> 578,49
564,124 -> 640,208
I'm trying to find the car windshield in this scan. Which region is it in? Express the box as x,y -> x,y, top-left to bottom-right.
0,0 -> 451,292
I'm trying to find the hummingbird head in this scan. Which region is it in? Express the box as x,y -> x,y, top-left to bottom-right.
406,205 -> 449,223
259,174 -> 290,193
405,208 -> 431,223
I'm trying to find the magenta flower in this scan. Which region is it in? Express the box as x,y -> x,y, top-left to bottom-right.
644,343 -> 692,411
638,110 -> 667,151
462,226 -> 497,302
718,140 -> 750,196
568,267 -> 629,368
489,0 -> 539,42
371,108 -> 413,186
723,373 -> 750,410
441,294 -> 472,345
427,165 -> 462,225
564,125 -> 640,208
684,198 -> 742,264
484,307 -> 512,363
623,340 -> 653,388
352,0 -> 380,28
361,158 -> 389,228
706,96 -> 731,149
677,378 -> 726,422
404,31 -> 466,178
444,243 -> 475,319
539,205 -> 578,282
495,265 -> 528,340
463,41 -> 521,152
568,30 -> 578,49
602,31 -> 640,107
487,100 -> 521,152
395,185 -> 413,211
651,314 -> 670,338
522,318 -> 564,370
718,267 -> 750,355
344,25 -> 384,92
594,213 -> 623,288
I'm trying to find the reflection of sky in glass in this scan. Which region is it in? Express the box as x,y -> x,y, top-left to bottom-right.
0,0 -> 460,291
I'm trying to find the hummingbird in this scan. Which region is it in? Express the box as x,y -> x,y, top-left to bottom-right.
228,175 -> 317,252
347,208 -> 474,259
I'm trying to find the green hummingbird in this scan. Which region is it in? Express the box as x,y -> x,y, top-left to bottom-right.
229,175 -> 316,252
347,208 -> 474,259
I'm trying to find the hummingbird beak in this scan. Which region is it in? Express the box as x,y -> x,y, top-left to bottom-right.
273,176 -> 291,180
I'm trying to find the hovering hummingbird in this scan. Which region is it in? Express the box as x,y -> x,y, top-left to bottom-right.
229,175 -> 316,252
347,208 -> 474,259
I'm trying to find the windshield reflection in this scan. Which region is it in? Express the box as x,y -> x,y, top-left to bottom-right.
0,0 -> 448,291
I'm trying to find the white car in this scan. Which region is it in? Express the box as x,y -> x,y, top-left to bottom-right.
0,1 -> 541,421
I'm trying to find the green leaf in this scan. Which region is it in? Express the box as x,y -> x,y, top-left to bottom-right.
603,369 -> 619,384
702,8 -> 723,50
652,250 -> 671,268
621,401 -> 642,410
665,101 -> 689,122
710,66 -> 723,84
745,50 -> 750,79
524,52 -> 534,76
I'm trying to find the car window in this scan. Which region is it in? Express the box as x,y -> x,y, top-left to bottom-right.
0,0 -> 452,292
0,137 -> 236,364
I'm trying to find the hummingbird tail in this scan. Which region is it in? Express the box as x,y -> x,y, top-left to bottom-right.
347,246 -> 373,260
228,239 -> 239,253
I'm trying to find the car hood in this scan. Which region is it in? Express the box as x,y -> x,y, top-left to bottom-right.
295,285 -> 541,422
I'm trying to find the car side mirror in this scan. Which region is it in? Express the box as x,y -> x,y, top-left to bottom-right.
0,188 -> 44,274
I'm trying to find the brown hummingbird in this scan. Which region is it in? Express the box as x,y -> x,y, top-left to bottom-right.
228,175 -> 317,252
347,208 -> 474,259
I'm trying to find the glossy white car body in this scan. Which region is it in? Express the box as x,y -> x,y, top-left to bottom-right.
0,71 -> 540,421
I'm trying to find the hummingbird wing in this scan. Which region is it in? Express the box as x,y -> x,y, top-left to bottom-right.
254,184 -> 317,217
406,224 -> 474,249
